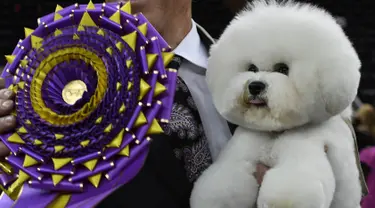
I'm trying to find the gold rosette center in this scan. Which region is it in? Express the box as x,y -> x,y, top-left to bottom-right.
30,47 -> 108,125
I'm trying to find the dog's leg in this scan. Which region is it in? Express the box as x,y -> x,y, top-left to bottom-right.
190,160 -> 259,208
257,139 -> 335,208
190,128 -> 269,208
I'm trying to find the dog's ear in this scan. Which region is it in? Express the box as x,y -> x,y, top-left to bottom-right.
319,54 -> 361,118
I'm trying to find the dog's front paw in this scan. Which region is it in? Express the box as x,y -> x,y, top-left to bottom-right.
257,169 -> 329,208
190,164 -> 259,208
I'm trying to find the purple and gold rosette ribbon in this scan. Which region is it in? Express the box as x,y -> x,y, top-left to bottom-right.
0,1 -> 177,207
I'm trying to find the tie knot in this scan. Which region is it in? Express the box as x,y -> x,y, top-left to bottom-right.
167,55 -> 183,70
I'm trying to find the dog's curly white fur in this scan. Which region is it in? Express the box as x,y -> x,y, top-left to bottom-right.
190,1 -> 362,208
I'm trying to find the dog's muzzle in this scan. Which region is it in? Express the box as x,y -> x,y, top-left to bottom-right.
242,81 -> 267,107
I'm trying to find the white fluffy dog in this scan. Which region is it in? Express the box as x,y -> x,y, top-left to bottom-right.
190,1 -> 362,208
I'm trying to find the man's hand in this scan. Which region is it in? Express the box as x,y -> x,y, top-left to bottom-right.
254,163 -> 270,185
254,145 -> 328,185
0,78 -> 16,157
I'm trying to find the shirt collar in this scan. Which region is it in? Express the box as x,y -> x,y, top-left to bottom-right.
173,20 -> 208,69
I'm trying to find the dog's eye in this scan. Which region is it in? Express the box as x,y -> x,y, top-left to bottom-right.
247,64 -> 258,72
273,63 -> 289,75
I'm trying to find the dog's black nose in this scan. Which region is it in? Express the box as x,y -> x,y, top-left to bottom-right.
248,81 -> 266,95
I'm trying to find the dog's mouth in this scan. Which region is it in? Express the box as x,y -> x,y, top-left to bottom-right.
248,97 -> 267,106
242,96 -> 268,108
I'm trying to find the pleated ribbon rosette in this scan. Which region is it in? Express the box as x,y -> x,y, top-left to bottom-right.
0,1 -> 177,207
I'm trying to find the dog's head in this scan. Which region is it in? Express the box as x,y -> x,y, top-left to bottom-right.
206,0 -> 361,131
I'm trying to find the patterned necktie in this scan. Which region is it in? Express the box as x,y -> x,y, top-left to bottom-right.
163,55 -> 213,182
163,55 -> 237,182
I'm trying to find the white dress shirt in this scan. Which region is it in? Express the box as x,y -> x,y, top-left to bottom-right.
173,20 -> 232,161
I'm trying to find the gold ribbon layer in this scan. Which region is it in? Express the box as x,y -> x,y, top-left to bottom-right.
30,47 -> 108,125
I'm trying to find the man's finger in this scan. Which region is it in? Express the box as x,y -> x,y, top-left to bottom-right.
0,115 -> 16,134
324,145 -> 328,153
0,99 -> 14,117
254,163 -> 270,185
0,142 -> 10,157
0,89 -> 15,100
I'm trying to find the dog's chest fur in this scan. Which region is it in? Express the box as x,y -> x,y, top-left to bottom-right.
240,130 -> 298,168
257,132 -> 284,167
219,116 -> 351,170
